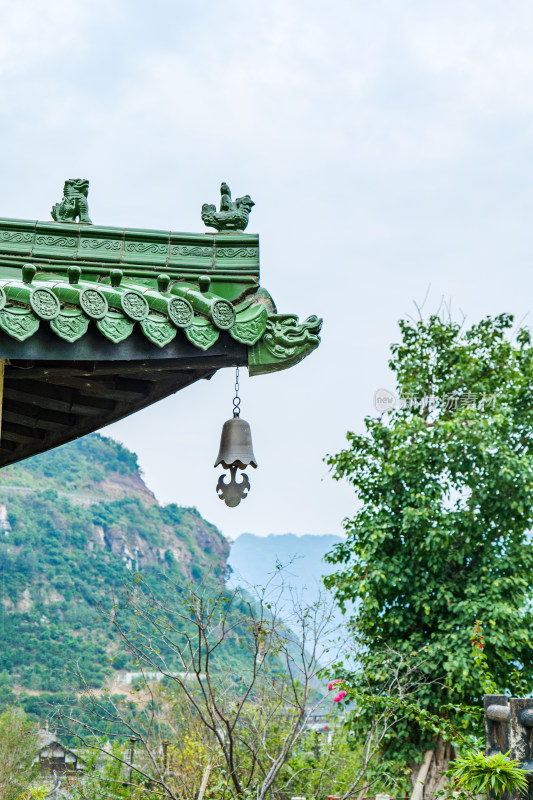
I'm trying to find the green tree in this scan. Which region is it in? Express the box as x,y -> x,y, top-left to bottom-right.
69,743 -> 161,800
0,706 -> 39,800
325,314 -> 533,750
0,670 -> 16,712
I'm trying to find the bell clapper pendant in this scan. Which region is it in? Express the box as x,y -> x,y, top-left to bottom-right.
214,367 -> 257,508
216,465 -> 250,508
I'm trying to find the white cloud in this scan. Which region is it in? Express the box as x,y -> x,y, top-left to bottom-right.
44,0 -> 533,173
5,0 -> 533,173
0,0 -> 118,77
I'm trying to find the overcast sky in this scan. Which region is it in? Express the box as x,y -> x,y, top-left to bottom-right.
2,0 -> 533,539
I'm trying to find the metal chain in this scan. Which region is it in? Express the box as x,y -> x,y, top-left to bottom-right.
233,367 -> 241,417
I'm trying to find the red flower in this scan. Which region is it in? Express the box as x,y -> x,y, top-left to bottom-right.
333,690 -> 347,702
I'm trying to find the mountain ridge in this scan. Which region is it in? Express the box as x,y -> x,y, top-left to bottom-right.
228,532 -> 343,601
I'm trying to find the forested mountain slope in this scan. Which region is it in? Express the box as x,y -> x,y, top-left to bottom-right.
0,434 -> 229,694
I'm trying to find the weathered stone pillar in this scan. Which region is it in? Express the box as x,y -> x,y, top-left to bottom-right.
484,695 -> 533,800
484,695 -> 511,756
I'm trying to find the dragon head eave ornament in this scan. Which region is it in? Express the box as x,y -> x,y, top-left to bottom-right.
248,314 -> 323,376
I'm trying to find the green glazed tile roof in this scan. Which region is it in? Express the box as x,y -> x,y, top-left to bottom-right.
0,268 -> 268,350
0,215 -> 322,376
0,196 -> 322,468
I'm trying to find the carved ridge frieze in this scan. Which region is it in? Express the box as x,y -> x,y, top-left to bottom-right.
216,247 -> 258,259
0,228 -> 259,280
35,235 -> 77,249
170,245 -> 212,258
124,241 -> 168,256
80,238 -> 121,251
0,231 -> 33,244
